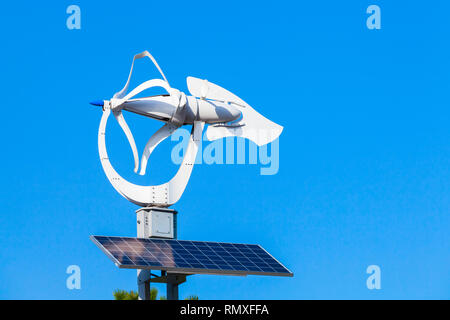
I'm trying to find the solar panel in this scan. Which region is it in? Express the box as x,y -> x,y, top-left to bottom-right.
91,236 -> 293,277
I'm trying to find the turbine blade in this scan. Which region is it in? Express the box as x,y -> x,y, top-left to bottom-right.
113,110 -> 140,173
139,123 -> 179,176
115,51 -> 170,99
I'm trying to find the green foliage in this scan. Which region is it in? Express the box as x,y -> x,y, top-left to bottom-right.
127,290 -> 139,300
113,289 -> 139,300
150,287 -> 158,300
113,288 -> 198,300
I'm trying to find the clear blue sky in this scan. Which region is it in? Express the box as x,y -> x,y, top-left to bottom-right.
0,1 -> 449,299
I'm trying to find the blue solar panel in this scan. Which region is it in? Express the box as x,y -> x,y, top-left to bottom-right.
91,236 -> 293,277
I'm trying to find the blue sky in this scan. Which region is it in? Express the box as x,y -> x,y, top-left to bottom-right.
0,1 -> 449,299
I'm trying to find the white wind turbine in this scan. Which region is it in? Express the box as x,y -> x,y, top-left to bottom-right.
92,51 -> 283,207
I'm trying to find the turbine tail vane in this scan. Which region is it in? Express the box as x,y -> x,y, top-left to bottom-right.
188,76 -> 283,146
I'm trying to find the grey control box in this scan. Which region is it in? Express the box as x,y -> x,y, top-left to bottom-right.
136,207 -> 177,239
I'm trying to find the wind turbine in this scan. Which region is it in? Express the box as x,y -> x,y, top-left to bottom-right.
91,51 -> 283,207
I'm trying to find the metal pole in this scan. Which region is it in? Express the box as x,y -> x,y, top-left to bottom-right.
137,269 -> 151,300
167,282 -> 179,300
167,213 -> 180,300
137,209 -> 151,300
166,273 -> 186,300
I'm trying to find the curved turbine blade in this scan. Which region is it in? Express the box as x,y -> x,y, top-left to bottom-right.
113,110 -> 139,173
187,76 -> 247,107
115,51 -> 170,99
139,123 -> 179,176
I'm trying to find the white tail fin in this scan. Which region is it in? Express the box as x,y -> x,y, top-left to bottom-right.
205,103 -> 283,146
187,76 -> 283,146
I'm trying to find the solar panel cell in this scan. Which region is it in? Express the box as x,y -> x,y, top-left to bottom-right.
91,236 -> 293,277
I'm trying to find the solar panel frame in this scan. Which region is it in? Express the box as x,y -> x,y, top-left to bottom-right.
91,236 -> 293,277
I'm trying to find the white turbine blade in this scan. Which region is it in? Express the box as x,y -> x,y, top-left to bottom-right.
187,76 -> 247,107
115,51 -> 170,99
113,110 -> 140,173
205,104 -> 283,146
139,123 -> 179,176
122,78 -> 172,102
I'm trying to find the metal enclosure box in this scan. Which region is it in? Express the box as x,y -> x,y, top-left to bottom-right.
136,207 -> 177,239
